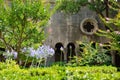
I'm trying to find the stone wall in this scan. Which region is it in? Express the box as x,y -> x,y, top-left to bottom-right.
44,6 -> 108,63
45,6 -> 108,47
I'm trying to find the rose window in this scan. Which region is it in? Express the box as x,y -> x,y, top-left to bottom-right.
80,18 -> 98,35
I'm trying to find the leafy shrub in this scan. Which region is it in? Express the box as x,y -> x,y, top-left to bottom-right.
2,45 -> 55,68
77,41 -> 112,66
0,60 -> 120,80
0,59 -> 19,70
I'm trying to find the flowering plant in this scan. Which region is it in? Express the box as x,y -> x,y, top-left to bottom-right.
3,50 -> 18,59
22,45 -> 55,59
21,45 -> 55,67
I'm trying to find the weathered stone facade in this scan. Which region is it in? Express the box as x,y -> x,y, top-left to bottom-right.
44,5 -> 109,64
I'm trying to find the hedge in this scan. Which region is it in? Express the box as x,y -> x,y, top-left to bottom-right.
0,60 -> 120,80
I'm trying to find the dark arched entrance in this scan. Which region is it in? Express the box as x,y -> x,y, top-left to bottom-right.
67,43 -> 76,62
55,43 -> 64,62
115,51 -> 120,67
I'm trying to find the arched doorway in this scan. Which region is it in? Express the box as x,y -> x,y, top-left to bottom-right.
67,43 -> 76,62
114,51 -> 120,67
55,42 -> 64,62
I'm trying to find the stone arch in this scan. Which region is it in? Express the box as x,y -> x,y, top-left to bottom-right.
55,42 -> 64,62
80,18 -> 98,35
67,42 -> 76,62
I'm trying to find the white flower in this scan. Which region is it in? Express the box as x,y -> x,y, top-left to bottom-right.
60,47 -> 64,51
69,46 -> 72,49
99,43 -> 103,47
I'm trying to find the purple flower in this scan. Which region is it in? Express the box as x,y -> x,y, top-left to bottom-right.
21,47 -> 27,53
22,45 -> 55,59
48,48 -> 55,55
29,47 -> 36,57
4,50 -> 18,59
11,50 -> 18,59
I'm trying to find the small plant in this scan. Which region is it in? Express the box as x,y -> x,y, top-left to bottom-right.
3,49 -> 18,59
21,45 -> 55,67
66,41 -> 112,66
75,41 -> 112,66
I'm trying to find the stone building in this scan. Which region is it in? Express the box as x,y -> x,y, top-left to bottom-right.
44,1 -> 110,64
1,0 -> 120,66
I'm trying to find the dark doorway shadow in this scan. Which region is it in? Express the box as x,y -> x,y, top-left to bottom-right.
67,43 -> 76,62
55,43 -> 64,62
115,51 -> 120,67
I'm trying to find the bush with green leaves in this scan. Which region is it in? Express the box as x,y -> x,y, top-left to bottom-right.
0,59 -> 20,70
77,41 -> 112,66
0,60 -> 120,80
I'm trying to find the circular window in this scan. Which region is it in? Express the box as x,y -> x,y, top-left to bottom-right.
80,18 -> 98,35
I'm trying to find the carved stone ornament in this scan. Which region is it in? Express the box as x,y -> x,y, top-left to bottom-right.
80,18 -> 98,35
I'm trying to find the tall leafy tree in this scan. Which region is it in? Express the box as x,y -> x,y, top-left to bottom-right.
0,0 -> 56,53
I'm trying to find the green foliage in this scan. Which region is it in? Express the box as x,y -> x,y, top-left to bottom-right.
80,52 -> 111,66
57,0 -> 119,18
98,12 -> 120,53
109,0 -> 120,11
98,30 -> 120,52
0,0 -> 53,52
77,41 -> 111,66
0,61 -> 120,80
57,0 -> 88,14
0,59 -> 20,70
88,0 -> 105,13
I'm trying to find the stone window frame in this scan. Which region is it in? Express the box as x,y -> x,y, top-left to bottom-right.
80,18 -> 98,35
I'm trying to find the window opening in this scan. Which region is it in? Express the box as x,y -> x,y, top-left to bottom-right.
83,22 -> 94,32
67,43 -> 76,62
80,18 -> 98,35
55,43 -> 64,62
